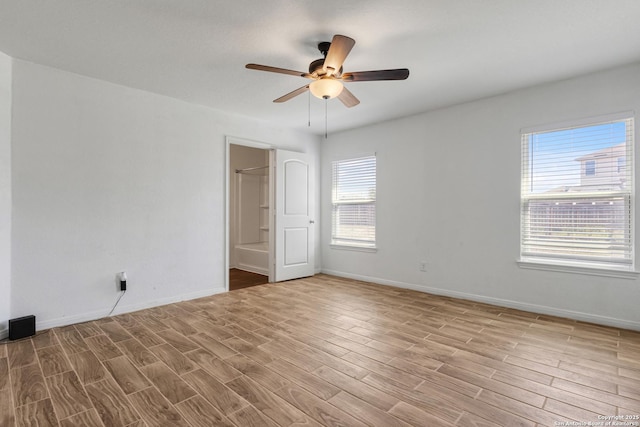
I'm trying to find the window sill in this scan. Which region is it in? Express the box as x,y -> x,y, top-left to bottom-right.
517,259 -> 639,280
330,244 -> 377,253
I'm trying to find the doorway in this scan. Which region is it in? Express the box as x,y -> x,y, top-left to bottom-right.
225,136 -> 315,292
228,141 -> 272,290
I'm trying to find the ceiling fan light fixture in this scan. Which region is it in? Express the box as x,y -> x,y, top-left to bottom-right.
309,77 -> 343,99
246,34 -> 408,108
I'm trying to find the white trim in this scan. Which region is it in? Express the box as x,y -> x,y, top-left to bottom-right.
329,244 -> 377,253
321,268 -> 640,332
226,136 -> 274,151
0,328 -> 6,340
521,110 -> 635,134
34,287 -> 225,333
517,259 -> 639,279
236,264 -> 269,276
329,151 -> 377,164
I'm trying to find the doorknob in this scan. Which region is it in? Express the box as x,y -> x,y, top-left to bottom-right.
309,220 -> 315,224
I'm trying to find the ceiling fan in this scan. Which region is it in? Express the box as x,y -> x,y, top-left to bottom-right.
246,34 -> 409,108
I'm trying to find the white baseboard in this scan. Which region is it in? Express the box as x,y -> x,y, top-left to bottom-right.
34,287 -> 226,333
0,327 -> 6,340
236,263 -> 269,276
321,269 -> 640,332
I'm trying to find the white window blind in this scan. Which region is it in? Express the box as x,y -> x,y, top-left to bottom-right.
332,155 -> 376,248
521,116 -> 634,269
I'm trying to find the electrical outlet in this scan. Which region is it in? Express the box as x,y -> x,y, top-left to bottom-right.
117,272 -> 127,292
419,261 -> 427,272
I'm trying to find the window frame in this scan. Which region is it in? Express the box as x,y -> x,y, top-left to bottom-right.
330,154 -> 377,252
519,112 -> 637,277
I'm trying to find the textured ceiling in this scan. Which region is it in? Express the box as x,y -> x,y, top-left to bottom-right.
1,0 -> 640,135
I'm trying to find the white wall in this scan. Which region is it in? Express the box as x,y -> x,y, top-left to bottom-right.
10,59 -> 319,331
321,62 -> 640,330
0,52 -> 11,338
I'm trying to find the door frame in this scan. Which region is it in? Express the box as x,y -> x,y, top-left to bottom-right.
225,136 -> 274,292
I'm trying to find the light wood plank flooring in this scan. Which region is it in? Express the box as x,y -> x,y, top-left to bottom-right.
1,274 -> 640,426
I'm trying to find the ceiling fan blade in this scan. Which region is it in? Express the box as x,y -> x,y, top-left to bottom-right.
273,85 -> 310,103
341,69 -> 410,82
246,63 -> 310,78
323,35 -> 355,75
337,86 -> 360,108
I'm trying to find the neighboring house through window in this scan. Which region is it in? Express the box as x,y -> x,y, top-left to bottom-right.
585,160 -> 596,176
520,115 -> 634,270
331,155 -> 376,249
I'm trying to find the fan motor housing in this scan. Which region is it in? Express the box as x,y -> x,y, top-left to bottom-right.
309,59 -> 325,74
309,58 -> 343,76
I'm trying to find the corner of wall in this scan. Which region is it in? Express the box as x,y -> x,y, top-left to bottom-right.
0,50 -> 12,340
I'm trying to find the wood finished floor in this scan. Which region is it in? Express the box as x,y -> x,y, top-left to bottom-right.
1,274 -> 640,427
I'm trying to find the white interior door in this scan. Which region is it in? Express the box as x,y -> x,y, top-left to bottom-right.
274,149 -> 314,281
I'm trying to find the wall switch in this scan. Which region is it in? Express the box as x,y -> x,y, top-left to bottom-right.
419,261 -> 427,272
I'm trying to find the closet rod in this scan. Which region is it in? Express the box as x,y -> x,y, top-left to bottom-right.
235,165 -> 269,174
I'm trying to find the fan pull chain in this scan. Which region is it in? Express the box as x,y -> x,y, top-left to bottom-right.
324,97 -> 328,139
308,88 -> 311,127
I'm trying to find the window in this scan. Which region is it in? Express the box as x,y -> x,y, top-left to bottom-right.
331,155 -> 376,249
585,160 -> 596,176
520,115 -> 634,270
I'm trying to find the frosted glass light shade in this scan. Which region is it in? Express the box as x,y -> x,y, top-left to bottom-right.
309,78 -> 343,99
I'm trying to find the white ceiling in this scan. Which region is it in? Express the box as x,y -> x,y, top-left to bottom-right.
1,0 -> 640,135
